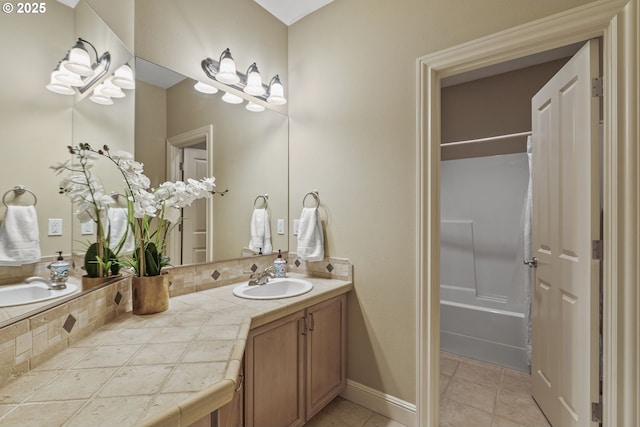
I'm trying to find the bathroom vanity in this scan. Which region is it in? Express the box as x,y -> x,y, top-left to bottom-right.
0,266 -> 352,427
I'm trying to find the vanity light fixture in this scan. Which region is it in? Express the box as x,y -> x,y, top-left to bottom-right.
200,49 -> 287,108
215,48 -> 240,85
46,37 -> 111,96
194,81 -> 219,94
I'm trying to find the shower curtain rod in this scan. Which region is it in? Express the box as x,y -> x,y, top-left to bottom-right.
442,130 -> 532,147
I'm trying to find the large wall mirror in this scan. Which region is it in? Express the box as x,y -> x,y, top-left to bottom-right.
134,58 -> 289,264
0,1 -> 289,328
0,0 -> 134,326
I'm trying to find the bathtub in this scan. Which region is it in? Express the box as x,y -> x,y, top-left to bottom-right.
440,285 -> 529,372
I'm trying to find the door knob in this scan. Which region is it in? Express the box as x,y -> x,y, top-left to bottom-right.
524,257 -> 538,268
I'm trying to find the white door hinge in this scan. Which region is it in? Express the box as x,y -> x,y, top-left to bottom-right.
592,77 -> 603,97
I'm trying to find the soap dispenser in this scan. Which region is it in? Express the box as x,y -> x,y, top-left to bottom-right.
274,250 -> 287,278
48,251 -> 69,283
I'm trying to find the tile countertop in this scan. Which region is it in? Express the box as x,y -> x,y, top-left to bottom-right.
0,274 -> 353,427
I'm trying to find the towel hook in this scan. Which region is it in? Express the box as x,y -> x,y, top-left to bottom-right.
303,190 -> 320,209
2,185 -> 37,207
253,193 -> 268,209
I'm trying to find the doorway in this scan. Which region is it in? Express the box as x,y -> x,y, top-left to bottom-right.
166,125 -> 215,265
416,1 -> 639,426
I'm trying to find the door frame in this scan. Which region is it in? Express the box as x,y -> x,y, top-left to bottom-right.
166,125 -> 215,264
416,1 -> 639,426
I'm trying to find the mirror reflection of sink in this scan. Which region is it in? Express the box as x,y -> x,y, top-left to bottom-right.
233,278 -> 313,300
0,281 -> 79,307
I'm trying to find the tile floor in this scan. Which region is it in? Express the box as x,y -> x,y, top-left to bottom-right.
439,352 -> 549,427
306,352 -> 550,427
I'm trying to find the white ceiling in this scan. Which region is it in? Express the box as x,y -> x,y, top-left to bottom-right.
254,0 -> 335,25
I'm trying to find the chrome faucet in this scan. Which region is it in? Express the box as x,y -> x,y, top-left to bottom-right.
248,266 -> 275,286
25,276 -> 67,290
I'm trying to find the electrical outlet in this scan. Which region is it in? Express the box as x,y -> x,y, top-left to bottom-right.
277,218 -> 285,235
293,219 -> 300,236
81,221 -> 94,235
48,218 -> 63,236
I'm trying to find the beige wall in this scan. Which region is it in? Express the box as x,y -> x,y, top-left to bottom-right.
135,80 -> 168,188
441,58 -> 569,160
135,0 -> 288,96
288,0 -> 598,403
0,2 -> 74,258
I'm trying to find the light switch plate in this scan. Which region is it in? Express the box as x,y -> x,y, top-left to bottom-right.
81,221 -> 94,235
293,219 -> 300,236
277,219 -> 285,234
48,218 -> 63,236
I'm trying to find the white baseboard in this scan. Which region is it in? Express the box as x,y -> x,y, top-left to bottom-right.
340,379 -> 416,427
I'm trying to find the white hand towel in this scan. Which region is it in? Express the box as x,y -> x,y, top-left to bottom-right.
0,205 -> 41,265
249,208 -> 272,255
296,207 -> 324,262
108,207 -> 135,254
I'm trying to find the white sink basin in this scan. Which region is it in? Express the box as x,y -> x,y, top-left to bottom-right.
0,281 -> 79,307
233,278 -> 313,300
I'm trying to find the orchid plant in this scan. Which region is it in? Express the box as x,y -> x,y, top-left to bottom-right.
51,143 -> 122,277
54,143 -> 220,278
97,144 -> 217,277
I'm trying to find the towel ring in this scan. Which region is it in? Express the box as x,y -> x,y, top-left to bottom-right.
254,194 -> 268,209
303,190 -> 320,209
2,185 -> 37,207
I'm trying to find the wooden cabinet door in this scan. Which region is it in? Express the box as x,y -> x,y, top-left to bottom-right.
306,294 -> 347,419
245,311 -> 305,427
214,363 -> 244,427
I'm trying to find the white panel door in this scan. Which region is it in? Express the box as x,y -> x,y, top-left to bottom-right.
182,147 -> 208,265
531,39 -> 600,427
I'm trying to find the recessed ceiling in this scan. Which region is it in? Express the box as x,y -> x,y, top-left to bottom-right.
254,0 -> 335,25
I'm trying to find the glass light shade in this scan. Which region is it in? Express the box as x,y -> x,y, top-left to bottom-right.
194,81 -> 219,94
112,64 -> 135,89
46,73 -> 75,95
246,102 -> 265,112
267,75 -> 287,105
221,91 -> 243,104
54,63 -> 83,86
243,63 -> 265,96
64,44 -> 94,77
101,77 -> 125,98
89,84 -> 113,105
216,49 -> 240,85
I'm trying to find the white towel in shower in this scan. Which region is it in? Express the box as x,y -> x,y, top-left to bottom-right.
0,205 -> 41,265
296,207 -> 324,262
249,208 -> 272,255
108,207 -> 135,254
